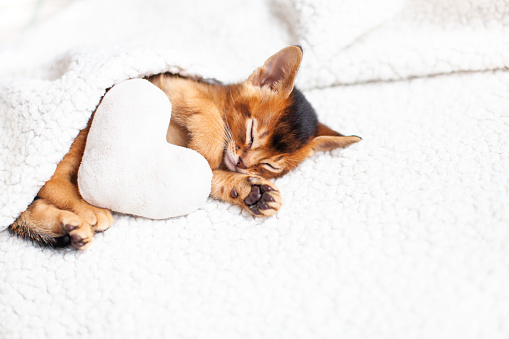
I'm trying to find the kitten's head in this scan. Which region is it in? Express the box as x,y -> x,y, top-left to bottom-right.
223,46 -> 361,178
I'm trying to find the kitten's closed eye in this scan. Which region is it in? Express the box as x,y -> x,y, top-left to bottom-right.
246,119 -> 255,149
249,121 -> 254,148
261,162 -> 280,171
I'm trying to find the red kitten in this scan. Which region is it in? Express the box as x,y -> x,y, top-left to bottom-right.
10,46 -> 361,249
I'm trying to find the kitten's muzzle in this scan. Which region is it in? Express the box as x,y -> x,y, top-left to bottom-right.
224,149 -> 249,174
236,157 -> 248,170
224,150 -> 240,172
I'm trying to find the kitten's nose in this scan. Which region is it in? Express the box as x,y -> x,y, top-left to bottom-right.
237,158 -> 247,169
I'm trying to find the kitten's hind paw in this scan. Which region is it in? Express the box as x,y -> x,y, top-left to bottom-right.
71,202 -> 113,233
60,211 -> 94,250
242,176 -> 281,217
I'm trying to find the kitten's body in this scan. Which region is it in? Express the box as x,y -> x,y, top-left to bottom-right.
9,46 -> 361,249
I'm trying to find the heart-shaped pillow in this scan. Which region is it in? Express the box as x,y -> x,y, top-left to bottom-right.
78,79 -> 212,219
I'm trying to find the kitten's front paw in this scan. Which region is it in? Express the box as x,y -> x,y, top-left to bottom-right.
233,176 -> 282,217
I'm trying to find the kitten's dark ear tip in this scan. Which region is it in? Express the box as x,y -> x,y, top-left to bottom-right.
293,45 -> 303,53
351,135 -> 362,141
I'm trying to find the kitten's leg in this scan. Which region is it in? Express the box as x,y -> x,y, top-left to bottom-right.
36,122 -> 114,234
9,198 -> 95,249
9,119 -> 113,249
38,170 -> 113,233
211,170 -> 282,217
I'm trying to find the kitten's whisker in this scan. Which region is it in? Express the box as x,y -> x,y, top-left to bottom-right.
224,127 -> 232,145
226,90 -> 237,141
206,135 -> 225,145
211,117 -> 227,140
208,106 -> 228,143
223,109 -> 233,143
284,156 -> 300,167
225,122 -> 232,139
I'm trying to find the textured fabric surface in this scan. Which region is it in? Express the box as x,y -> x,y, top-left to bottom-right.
1,0 -> 508,338
274,0 -> 509,87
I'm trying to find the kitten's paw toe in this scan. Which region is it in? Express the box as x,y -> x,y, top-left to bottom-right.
91,208 -> 114,233
60,212 -> 94,250
68,226 -> 94,250
243,177 -> 281,217
73,202 -> 113,233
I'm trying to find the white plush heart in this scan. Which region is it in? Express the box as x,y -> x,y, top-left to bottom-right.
78,79 -> 212,219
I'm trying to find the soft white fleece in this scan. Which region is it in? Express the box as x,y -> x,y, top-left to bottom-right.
0,0 -> 508,338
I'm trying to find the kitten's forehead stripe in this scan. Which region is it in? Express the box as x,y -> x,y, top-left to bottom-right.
239,103 -> 251,117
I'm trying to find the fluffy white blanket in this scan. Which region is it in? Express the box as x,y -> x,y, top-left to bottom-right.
1,0 -> 508,338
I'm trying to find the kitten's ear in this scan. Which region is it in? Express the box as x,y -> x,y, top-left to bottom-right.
247,45 -> 303,97
310,122 -> 362,153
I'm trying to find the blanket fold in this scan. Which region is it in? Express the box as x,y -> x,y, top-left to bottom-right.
272,0 -> 509,87
0,47 -> 232,228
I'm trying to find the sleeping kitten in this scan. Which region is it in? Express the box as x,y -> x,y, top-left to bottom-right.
9,46 -> 361,250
